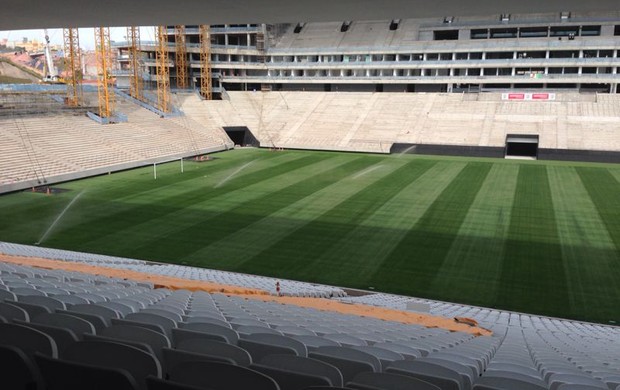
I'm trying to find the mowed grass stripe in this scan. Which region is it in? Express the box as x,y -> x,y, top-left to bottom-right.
300,161 -> 468,287
111,151 -> 306,204
429,163 -> 519,306
75,153 -> 355,256
576,167 -> 620,252
548,166 -> 619,322
369,162 -> 492,297
136,157 -> 378,263
497,165 -> 570,318
194,159 -> 400,268
43,153 -> 328,253
239,159 -> 438,279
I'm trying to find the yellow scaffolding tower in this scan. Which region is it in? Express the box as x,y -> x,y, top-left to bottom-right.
127,26 -> 143,101
156,26 -> 171,113
174,25 -> 188,89
95,27 -> 114,120
63,28 -> 82,107
199,25 -> 212,100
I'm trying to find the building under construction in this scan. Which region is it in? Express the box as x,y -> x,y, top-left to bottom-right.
115,14 -> 620,97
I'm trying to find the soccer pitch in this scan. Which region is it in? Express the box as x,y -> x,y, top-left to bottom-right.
0,149 -> 618,324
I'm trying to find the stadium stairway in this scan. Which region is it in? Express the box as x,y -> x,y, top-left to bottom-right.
0,242 -> 619,389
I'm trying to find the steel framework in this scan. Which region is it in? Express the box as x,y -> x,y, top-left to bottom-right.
127,26 -> 143,101
155,26 -> 171,113
95,27 -> 114,120
199,25 -> 212,100
62,28 -> 82,107
174,25 -> 188,89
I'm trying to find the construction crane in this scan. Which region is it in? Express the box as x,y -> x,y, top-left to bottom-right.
199,25 -> 212,100
126,26 -> 143,101
174,25 -> 188,89
155,25 -> 171,113
94,27 -> 114,120
42,29 -> 61,83
63,28 -> 82,107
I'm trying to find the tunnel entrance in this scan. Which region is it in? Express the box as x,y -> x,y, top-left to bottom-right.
223,126 -> 259,147
505,134 -> 539,160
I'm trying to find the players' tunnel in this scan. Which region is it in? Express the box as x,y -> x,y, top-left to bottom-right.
505,134 -> 539,159
223,126 -> 259,147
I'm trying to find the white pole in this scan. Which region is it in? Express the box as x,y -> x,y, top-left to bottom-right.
154,163 -> 157,180
181,158 -> 184,173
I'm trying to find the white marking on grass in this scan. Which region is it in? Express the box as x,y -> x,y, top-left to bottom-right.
215,160 -> 256,188
35,190 -> 85,245
351,164 -> 384,180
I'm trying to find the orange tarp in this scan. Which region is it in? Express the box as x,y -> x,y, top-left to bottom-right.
0,254 -> 492,336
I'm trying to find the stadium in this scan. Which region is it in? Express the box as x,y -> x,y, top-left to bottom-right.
0,0 -> 619,389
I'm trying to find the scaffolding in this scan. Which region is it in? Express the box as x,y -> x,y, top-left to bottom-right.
199,25 -> 212,100
174,25 -> 188,89
63,28 -> 82,107
127,26 -> 143,101
94,27 -> 114,120
155,26 -> 171,113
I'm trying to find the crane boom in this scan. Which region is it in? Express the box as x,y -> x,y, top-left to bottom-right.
43,29 -> 59,82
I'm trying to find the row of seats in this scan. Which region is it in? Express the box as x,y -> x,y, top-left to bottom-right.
0,241 -> 346,297
1,255 -> 619,389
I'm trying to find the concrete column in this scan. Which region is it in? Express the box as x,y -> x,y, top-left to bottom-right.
247,33 -> 251,48
610,84 -> 617,94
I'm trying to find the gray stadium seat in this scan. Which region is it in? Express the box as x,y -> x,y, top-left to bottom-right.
549,374 -> 609,390
100,324 -> 171,362
53,294 -> 90,306
239,338 -> 300,362
141,308 -> 184,323
473,376 -> 548,390
0,345 -> 39,390
146,376 -> 205,390
32,312 -> 96,338
387,359 -> 464,390
126,312 -> 176,337
18,295 -> 67,311
63,340 -> 161,390
251,363 -> 333,390
176,323 -> 239,344
35,353 -> 139,390
0,289 -> 17,301
244,333 -> 308,357
0,301 -> 30,322
260,354 -> 344,387
168,360 -> 280,390
293,335 -> 341,350
9,301 -> 52,319
161,347 -> 236,377
15,320 -> 79,358
68,303 -> 121,325
352,346 -> 405,370
57,309 -> 107,333
98,301 -> 136,317
175,338 -> 252,366
346,371 -> 441,390
372,342 -> 423,359
0,323 -> 58,358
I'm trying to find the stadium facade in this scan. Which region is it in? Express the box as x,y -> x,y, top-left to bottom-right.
115,12 -> 620,96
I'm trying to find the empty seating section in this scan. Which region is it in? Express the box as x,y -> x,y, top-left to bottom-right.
0,256 -> 619,390
0,93 -> 232,189
0,241 -> 344,298
179,91 -> 620,155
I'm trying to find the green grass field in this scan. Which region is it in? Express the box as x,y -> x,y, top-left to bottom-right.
1,149 -> 619,324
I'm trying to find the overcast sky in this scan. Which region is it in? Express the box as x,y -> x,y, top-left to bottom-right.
1,27 -> 157,50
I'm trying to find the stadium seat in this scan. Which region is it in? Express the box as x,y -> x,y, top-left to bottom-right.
32,312 -> 96,338
352,346 -> 405,370
168,360 -> 280,390
346,371 -> 441,390
239,338 -> 300,362
63,340 -> 161,390
0,301 -> 30,322
0,323 -> 58,358
260,354 -> 345,387
17,295 -> 67,311
472,376 -> 548,390
126,312 -> 177,337
251,363 -> 334,390
175,338 -> 253,366
98,325 -> 171,361
387,359 -> 465,390
145,376 -> 205,390
15,320 -> 79,358
35,353 -> 139,390
0,345 -> 39,390
174,323 -> 239,344
56,309 -> 107,333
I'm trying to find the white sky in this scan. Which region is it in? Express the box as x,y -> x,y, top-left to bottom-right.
0,27 -> 157,50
